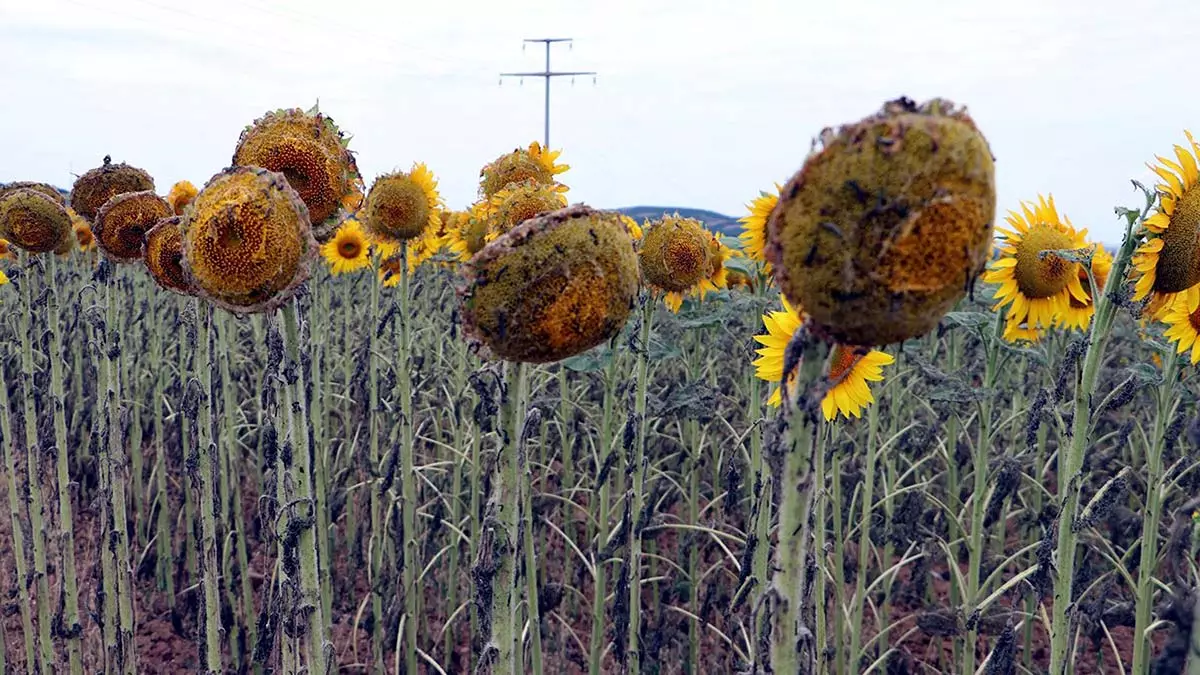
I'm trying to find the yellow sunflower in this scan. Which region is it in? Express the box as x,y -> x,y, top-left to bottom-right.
0,238 -> 13,261
445,202 -> 492,261
0,268 -> 8,286
1162,298 -> 1200,365
1132,131 -> 1200,319
70,210 -> 95,252
479,142 -> 569,199
487,180 -> 568,234
619,214 -> 644,241
1057,245 -> 1113,331
363,163 -> 443,243
982,194 -> 1090,330
752,295 -> 894,420
739,183 -> 780,273
320,218 -> 371,275
1002,319 -> 1043,343
380,229 -> 444,287
664,231 -> 732,312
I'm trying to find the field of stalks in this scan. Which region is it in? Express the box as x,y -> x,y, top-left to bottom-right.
2,96 -> 1200,675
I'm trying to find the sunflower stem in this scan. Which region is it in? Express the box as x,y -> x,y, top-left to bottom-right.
848,397 -> 881,670
18,254 -> 54,675
589,356 -> 617,675
627,294 -> 656,675
0,329 -> 37,675
397,248 -> 421,675
769,338 -> 828,675
44,255 -> 84,675
192,299 -> 224,674
1048,201 -> 1142,675
1131,348 -> 1179,674
367,255 -> 386,672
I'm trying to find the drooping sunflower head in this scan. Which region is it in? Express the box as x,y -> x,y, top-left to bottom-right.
181,166 -> 317,314
479,141 -> 569,199
363,163 -> 442,243
1131,131 -> 1200,318
765,97 -> 996,346
752,294 -> 894,420
727,267 -> 755,292
458,204 -> 638,363
487,180 -> 569,235
94,191 -> 172,263
143,216 -> 194,295
739,183 -> 781,273
232,107 -> 363,241
70,157 -> 155,222
321,218 -> 372,276
982,194 -> 1090,330
0,182 -> 67,207
70,210 -> 95,252
167,180 -> 199,215
0,188 -> 73,254
639,214 -> 714,294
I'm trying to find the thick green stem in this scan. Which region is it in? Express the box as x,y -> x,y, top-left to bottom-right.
367,259 -> 385,672
520,368 -> 544,675
1049,212 -> 1140,674
281,301 -> 331,674
628,296 -> 655,674
194,301 -> 224,674
397,251 -> 420,675
1131,351 -> 1179,673
589,358 -> 617,675
18,256 -> 54,675
0,352 -> 36,675
488,360 -> 528,673
105,272 -> 138,674
770,340 -> 828,674
44,257 -> 83,674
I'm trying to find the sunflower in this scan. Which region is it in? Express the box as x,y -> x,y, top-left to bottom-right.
488,180 -> 569,233
640,215 -> 729,312
982,194 -> 1090,331
479,142 -> 569,199
1002,319 -> 1043,343
0,238 -> 13,261
364,163 -> 442,243
1056,244 -> 1113,331
664,228 -> 732,313
70,210 -> 95,252
752,295 -> 894,420
380,229 -> 444,287
1161,298 -> 1200,365
321,218 -> 371,275
0,268 -> 7,286
739,183 -> 780,273
445,204 -> 491,261
1131,131 -> 1200,318
619,214 -> 644,241
167,180 -> 198,215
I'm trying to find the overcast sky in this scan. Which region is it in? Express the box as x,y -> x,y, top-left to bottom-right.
2,0 -> 1198,244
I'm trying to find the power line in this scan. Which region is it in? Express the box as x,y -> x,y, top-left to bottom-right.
499,38 -> 596,148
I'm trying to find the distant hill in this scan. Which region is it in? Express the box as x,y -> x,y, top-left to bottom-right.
615,206 -> 741,237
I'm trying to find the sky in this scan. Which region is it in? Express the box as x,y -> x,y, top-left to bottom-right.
2,0 -> 1199,245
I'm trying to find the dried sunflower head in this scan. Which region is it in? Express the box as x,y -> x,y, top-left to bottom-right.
0,188 -> 73,254
143,216 -> 193,295
70,157 -> 155,222
94,191 -> 172,263
70,210 -> 95,252
765,96 -> 996,346
639,215 -> 714,293
0,182 -> 67,207
232,107 -> 363,241
182,166 -> 316,314
479,141 -> 568,199
363,163 -> 442,242
487,180 -> 568,235
458,204 -> 638,363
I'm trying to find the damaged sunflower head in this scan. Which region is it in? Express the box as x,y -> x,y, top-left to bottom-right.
181,166 -> 317,314
70,157 -> 155,222
458,204 -> 639,363
232,106 -> 363,241
143,216 -> 194,295
0,188 -> 73,254
94,191 -> 172,263
765,96 -> 996,346
639,215 -> 715,293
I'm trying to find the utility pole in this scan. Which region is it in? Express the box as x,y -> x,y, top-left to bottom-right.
500,38 -> 597,147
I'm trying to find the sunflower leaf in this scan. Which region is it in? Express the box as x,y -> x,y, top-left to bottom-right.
562,347 -> 613,373
942,311 -> 993,330
998,341 -> 1046,366
1124,363 -> 1164,386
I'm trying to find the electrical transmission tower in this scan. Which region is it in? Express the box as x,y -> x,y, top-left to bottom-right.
499,38 -> 597,147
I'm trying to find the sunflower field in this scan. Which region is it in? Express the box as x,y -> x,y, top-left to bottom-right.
1,97 -> 1199,675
